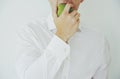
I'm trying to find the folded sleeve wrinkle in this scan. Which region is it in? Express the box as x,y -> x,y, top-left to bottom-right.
16,25 -> 70,79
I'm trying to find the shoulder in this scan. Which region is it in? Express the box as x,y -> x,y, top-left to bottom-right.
79,26 -> 106,44
25,16 -> 49,32
79,26 -> 111,64
16,16 -> 52,49
79,26 -> 110,54
17,16 -> 50,39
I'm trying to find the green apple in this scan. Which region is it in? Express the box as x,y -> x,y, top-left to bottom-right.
57,3 -> 74,17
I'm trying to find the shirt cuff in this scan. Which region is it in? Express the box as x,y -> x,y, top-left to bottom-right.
46,35 -> 70,60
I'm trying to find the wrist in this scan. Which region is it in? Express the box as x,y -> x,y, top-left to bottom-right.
55,32 -> 68,43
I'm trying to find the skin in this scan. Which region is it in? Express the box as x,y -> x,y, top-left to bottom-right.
48,0 -> 84,43
58,0 -> 84,10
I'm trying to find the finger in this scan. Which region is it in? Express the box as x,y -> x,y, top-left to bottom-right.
52,7 -> 58,19
77,18 -> 80,22
74,13 -> 80,21
49,0 -> 58,19
71,14 -> 80,25
70,10 -> 78,17
49,0 -> 57,7
63,3 -> 73,14
74,19 -> 80,31
74,18 -> 80,26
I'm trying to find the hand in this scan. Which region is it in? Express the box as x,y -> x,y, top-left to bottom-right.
48,0 -> 80,43
48,0 -> 58,16
55,4 -> 80,42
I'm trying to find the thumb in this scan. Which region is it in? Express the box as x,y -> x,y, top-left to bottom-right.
48,0 -> 58,19
52,6 -> 57,20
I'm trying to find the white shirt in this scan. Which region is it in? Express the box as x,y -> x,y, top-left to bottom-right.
16,14 -> 111,79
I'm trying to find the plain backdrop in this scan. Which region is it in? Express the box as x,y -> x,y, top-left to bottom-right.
0,0 -> 120,79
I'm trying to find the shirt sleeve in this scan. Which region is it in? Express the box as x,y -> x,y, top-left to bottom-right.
16,26 -> 70,79
93,37 -> 111,79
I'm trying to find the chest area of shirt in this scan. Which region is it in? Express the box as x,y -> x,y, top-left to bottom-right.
66,33 -> 101,79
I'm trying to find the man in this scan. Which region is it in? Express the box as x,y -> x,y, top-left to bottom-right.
16,0 -> 111,79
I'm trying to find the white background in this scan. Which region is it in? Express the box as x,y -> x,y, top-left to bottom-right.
0,0 -> 120,79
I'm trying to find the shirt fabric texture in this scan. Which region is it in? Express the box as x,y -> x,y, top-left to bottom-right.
16,13 -> 111,79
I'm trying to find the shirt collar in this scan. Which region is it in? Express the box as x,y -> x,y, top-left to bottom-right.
47,13 -> 82,32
